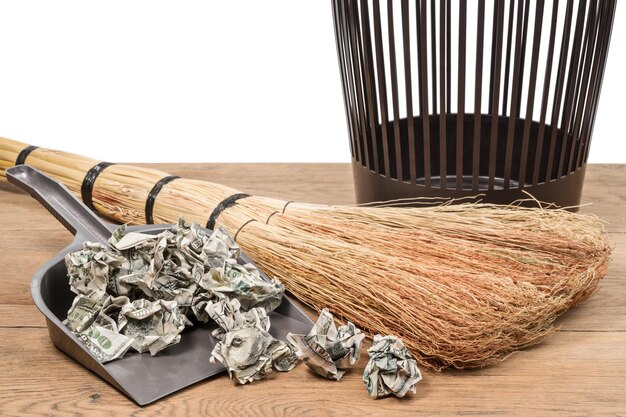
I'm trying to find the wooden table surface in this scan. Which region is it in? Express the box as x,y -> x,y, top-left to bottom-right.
0,163 -> 624,417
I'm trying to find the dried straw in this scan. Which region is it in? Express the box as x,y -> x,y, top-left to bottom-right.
0,137 -> 611,370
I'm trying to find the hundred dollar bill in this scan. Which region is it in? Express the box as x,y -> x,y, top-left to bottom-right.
207,299 -> 298,384
363,335 -> 422,399
286,308 -> 364,380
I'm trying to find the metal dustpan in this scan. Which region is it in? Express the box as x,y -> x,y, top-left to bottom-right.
6,165 -> 313,406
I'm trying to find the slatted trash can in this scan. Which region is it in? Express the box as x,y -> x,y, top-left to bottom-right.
332,0 -> 617,207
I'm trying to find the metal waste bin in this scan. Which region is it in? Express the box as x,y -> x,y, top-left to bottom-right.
332,0 -> 617,207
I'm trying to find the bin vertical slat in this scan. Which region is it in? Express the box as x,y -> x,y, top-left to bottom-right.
514,0 -> 531,119
401,0 -> 417,182
343,2 -> 362,165
532,0 -> 560,185
456,0 -> 467,189
578,1 -> 605,170
430,0 -> 438,113
488,0 -> 505,191
333,1 -> 356,161
557,0 -> 587,179
545,0 -> 574,182
472,0 -> 486,191
416,1 -> 425,118
568,0 -> 597,173
502,0 -> 517,115
439,0 -> 447,188
359,0 -> 380,173
347,0 -> 369,169
418,0 -> 432,187
504,0 -> 527,189
519,0 -> 545,188
446,0 -> 451,114
567,0 -> 591,136
387,0 -> 403,180
488,2 -> 499,114
372,0 -> 391,176
340,1 -> 360,163
582,0 -> 616,164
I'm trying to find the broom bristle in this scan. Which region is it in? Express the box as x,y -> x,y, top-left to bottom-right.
0,137 -> 612,370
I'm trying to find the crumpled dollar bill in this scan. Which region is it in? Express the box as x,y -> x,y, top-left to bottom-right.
286,308 -> 364,380
199,258 -> 284,312
63,218 -> 285,363
117,298 -> 189,356
65,243 -> 124,301
64,294 -> 135,362
207,298 -> 298,384
363,334 -> 422,399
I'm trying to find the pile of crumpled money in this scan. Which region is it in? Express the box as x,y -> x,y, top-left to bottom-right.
63,218 -> 287,364
63,218 -> 422,399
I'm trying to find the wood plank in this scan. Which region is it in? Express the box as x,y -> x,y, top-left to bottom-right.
580,164 -> 626,232
0,227 -> 71,305
0,328 -> 623,416
0,304 -> 44,328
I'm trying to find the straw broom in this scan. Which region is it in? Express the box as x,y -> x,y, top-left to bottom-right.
0,136 -> 611,370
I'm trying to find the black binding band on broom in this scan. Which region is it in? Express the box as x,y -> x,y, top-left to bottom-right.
145,175 -> 180,224
206,193 -> 250,230
15,145 -> 39,166
81,161 -> 115,211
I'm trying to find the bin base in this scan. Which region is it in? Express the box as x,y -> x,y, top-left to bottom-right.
352,162 -> 587,211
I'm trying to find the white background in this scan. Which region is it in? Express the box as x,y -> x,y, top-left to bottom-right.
0,1 -> 624,163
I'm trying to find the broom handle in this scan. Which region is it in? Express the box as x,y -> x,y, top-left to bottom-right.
0,136 -> 293,230
6,165 -> 112,244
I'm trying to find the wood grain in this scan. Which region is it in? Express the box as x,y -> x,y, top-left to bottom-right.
0,163 -> 624,416
0,329 -> 624,416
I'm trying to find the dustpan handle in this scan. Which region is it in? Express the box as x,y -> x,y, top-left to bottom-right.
6,165 -> 112,244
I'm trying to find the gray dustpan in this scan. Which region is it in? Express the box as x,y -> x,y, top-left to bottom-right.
6,165 -> 313,406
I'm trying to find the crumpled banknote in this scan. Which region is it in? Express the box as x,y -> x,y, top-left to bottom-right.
198,258 -> 284,312
64,294 -> 135,362
207,298 -> 298,384
64,294 -> 187,357
63,218 -> 285,363
363,335 -> 422,399
65,243 -> 125,302
117,298 -> 189,355
286,308 -> 364,380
